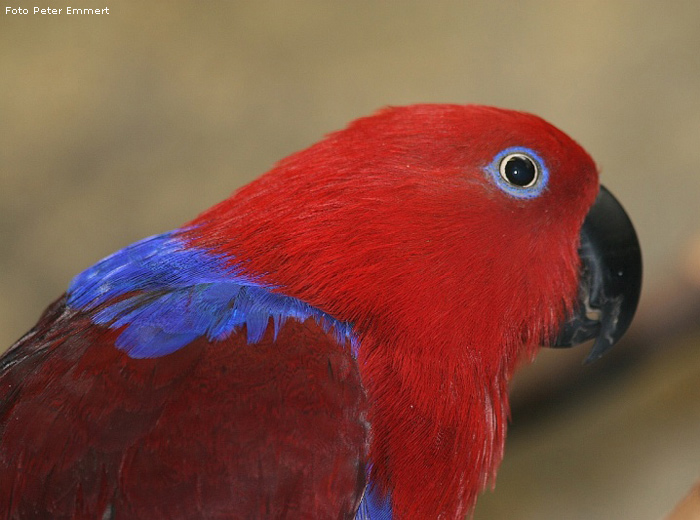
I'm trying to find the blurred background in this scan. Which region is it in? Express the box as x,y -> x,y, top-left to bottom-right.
1,1 -> 699,518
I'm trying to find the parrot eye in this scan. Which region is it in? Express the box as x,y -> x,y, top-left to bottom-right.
500,154 -> 538,188
486,147 -> 549,199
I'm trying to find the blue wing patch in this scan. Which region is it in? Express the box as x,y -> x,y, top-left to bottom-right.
67,230 -> 356,358
355,482 -> 393,520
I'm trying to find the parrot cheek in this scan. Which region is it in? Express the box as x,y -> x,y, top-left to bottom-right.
552,185 -> 642,362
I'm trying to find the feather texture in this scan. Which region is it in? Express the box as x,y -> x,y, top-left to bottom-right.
0,104 -> 602,519
67,230 -> 356,358
0,298 -> 368,519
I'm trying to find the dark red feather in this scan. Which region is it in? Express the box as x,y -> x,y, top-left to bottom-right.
184,105 -> 598,517
1,104 -> 600,519
0,298 -> 368,519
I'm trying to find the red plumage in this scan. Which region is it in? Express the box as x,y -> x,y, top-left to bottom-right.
1,298 -> 366,518
1,104 -> 602,519
185,105 -> 599,517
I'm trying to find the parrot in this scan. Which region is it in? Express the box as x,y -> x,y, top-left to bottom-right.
0,104 -> 642,519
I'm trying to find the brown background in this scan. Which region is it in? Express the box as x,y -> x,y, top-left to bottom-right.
2,2 -> 700,518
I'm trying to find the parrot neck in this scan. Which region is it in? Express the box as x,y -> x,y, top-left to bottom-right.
356,318 -> 523,519
181,143 -> 573,517
182,214 -> 523,517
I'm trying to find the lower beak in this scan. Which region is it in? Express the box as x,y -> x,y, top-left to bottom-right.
553,185 -> 642,363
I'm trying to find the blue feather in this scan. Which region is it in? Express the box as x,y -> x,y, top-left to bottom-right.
355,482 -> 393,520
67,230 -> 357,358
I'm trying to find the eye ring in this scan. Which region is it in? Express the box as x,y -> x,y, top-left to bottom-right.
499,153 -> 539,188
486,146 -> 549,199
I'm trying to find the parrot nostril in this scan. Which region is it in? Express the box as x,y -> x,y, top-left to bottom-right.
500,153 -> 538,188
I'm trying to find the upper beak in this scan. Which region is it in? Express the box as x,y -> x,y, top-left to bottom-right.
553,185 -> 642,363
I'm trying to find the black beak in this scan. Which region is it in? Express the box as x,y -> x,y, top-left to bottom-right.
553,185 -> 642,363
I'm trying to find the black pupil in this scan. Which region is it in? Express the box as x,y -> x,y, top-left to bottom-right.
504,156 -> 536,187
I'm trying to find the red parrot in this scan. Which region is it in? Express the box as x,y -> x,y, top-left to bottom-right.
0,105 -> 641,519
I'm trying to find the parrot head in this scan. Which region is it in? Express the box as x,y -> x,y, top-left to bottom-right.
186,104 -> 641,518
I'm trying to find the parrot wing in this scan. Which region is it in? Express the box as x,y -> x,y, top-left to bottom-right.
0,231 -> 368,519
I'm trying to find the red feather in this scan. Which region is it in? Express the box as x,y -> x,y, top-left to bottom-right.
1,104 -> 599,519
0,298 -> 367,518
185,105 -> 598,517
